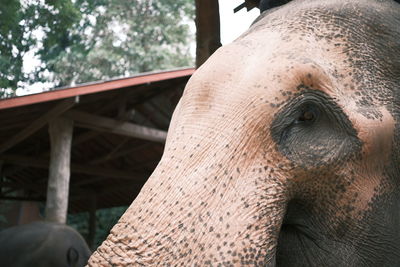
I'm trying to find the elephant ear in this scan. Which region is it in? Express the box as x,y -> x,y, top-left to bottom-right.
259,0 -> 293,12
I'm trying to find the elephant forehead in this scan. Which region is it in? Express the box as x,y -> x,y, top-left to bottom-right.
181,34 -> 340,124
181,0 -> 400,127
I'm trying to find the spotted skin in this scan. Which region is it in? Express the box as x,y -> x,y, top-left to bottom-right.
88,0 -> 400,266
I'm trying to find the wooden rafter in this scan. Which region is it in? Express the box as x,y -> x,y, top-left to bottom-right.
0,154 -> 149,180
0,97 -> 79,154
88,143 -> 151,166
1,172 -> 93,201
88,137 -> 129,165
134,105 -> 166,129
2,130 -> 99,178
64,110 -> 167,143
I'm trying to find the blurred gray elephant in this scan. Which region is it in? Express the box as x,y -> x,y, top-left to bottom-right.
0,221 -> 91,267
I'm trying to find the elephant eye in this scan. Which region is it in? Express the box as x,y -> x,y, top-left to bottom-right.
295,105 -> 319,124
271,91 -> 362,168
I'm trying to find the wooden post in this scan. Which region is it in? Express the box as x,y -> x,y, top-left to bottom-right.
88,196 -> 97,250
195,0 -> 221,67
45,117 -> 73,224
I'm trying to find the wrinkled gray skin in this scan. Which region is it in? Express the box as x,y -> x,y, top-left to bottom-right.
89,0 -> 400,266
0,221 -> 91,267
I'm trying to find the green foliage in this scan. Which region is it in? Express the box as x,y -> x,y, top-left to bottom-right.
67,211 -> 89,239
0,0 -> 81,97
0,0 -> 23,96
67,206 -> 128,249
0,0 -> 194,96
47,0 -> 195,87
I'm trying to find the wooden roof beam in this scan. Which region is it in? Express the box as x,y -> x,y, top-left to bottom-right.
88,143 -> 151,166
0,97 -> 79,154
64,110 -> 167,143
0,154 -> 148,180
2,130 -> 99,178
88,137 -> 129,165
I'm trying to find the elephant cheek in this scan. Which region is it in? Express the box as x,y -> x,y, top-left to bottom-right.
230,177 -> 289,265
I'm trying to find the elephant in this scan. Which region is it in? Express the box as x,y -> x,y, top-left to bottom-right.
0,221 -> 91,267
88,0 -> 400,266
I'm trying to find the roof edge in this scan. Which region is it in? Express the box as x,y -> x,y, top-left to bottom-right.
0,68 -> 195,110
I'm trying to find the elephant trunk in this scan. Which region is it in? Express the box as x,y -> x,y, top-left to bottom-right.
89,161 -> 289,266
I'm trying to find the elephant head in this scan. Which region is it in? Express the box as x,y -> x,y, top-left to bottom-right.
89,0 -> 400,266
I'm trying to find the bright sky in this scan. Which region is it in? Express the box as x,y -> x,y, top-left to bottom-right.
219,0 -> 260,44
17,1 -> 260,96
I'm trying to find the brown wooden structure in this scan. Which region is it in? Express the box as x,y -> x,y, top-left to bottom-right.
0,1 -> 259,235
195,0 -> 221,67
0,68 -> 194,214
0,1 -> 261,248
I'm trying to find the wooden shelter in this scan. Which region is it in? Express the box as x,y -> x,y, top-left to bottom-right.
0,68 -> 194,214
0,0 -> 260,230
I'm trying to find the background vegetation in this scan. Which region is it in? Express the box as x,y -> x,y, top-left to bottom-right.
67,206 -> 128,249
0,0 -> 194,98
0,0 -> 194,247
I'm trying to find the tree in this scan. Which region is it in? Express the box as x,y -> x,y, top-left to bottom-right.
0,0 -> 194,96
0,0 -> 81,97
46,0 -> 194,87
